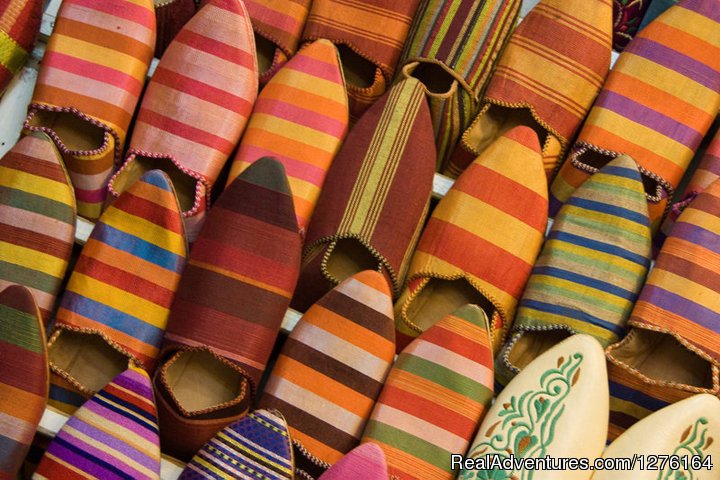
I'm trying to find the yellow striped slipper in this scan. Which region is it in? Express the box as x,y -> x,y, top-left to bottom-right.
227,39 -> 349,235
395,125 -> 548,353
0,133 -> 76,324
495,155 -> 652,387
24,0 -> 156,220
0,0 -> 42,94
446,0 -> 613,179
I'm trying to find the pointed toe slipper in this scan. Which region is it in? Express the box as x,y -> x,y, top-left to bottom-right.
259,270 -> 395,478
319,443 -> 388,480
228,39 -> 349,234
109,0 -> 258,241
0,133 -> 76,324
154,0 -> 197,58
302,0 -> 421,119
447,0 -> 613,179
612,0 -> 651,51
495,156 -> 652,387
551,0 -> 720,231
461,334 -> 608,480
362,305 -> 494,480
24,0 -> 155,220
0,0 -> 42,94
398,0 -> 520,170
292,77 -> 435,312
34,366 -> 161,480
605,178 -> 720,438
0,285 -> 47,480
46,170 -> 187,413
395,126 -> 548,352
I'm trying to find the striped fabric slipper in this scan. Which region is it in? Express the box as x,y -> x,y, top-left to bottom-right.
447,0 -> 613,179
260,270 -> 395,478
551,0 -> 720,231
109,0 -> 258,241
319,443 -> 388,480
362,305 -> 493,480
228,39 -> 349,235
613,0 -> 651,51
24,0 -> 155,220
153,0 -> 196,58
0,285 -> 47,480
302,0 -> 421,119
681,127 -> 720,201
0,0 -> 41,94
395,126 -> 548,352
0,133 -> 75,324
156,158 -> 301,461
179,409 -> 294,480
605,178 -> 720,439
495,155 -> 652,387
244,0 -> 311,84
292,77 -> 435,312
34,366 -> 161,480
398,0 -> 520,171
47,170 -> 187,413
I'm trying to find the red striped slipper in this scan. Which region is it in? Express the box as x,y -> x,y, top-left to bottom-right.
154,0 -> 197,58
0,0 -> 42,94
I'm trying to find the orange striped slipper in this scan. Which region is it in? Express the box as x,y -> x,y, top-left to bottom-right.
302,0 -> 421,120
0,285 -> 47,480
550,0 -> 720,232
605,178 -> 720,439
154,0 -> 197,58
46,170 -> 187,414
24,0 -> 155,221
227,39 -> 349,235
395,126 -> 548,353
0,133 -> 75,324
244,0 -> 312,84
109,0 -> 258,242
362,304 -> 494,480
0,0 -> 42,94
260,270 -> 395,478
291,77 -> 435,313
446,0 -> 613,180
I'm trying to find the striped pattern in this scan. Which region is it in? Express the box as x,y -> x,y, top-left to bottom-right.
260,270 -> 395,467
396,126 -> 548,351
179,410 -> 293,480
319,443 -> 388,480
498,156 -> 651,384
0,0 -> 41,92
110,0 -> 259,240
34,367 -> 161,480
362,305 -> 494,480
0,285 -> 47,480
228,39 -> 348,234
26,0 -> 155,220
613,0 -> 651,51
551,0 -> 720,228
399,0 -> 520,169
0,133 -> 75,323
162,158 -> 301,387
302,0 -> 420,118
684,127 -> 720,198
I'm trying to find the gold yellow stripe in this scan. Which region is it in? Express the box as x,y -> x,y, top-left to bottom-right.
0,30 -> 27,74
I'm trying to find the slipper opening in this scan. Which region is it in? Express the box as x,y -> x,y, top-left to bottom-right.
337,44 -> 377,89
255,33 -> 277,77
506,329 -> 574,371
575,149 -> 663,199
406,278 -> 494,332
49,330 -> 128,393
115,156 -> 198,212
409,62 -> 456,95
28,110 -> 107,152
325,238 -> 382,282
471,104 -> 549,155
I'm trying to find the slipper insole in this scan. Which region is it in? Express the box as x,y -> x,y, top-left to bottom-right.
326,238 -> 380,282
255,33 -> 276,76
406,278 -> 494,332
507,329 -> 573,370
472,105 -> 548,154
577,149 -> 662,198
338,44 -> 376,89
29,110 -> 105,152
410,62 -> 455,95
50,330 -> 127,392
116,156 -> 196,211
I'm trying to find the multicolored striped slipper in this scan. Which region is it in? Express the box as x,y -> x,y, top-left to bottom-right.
362,305 -> 493,480
178,409 -> 294,480
0,133 -> 75,324
613,0 -> 651,51
495,155 -> 652,387
319,443 -> 388,480
0,0 -> 42,94
34,366 -> 161,480
47,170 -> 187,412
109,0 -> 258,241
446,0 -> 613,179
302,0 -> 421,119
228,39 -> 349,235
550,0 -> 720,231
594,394 -> 720,480
24,0 -> 155,220
244,0 -> 311,84
398,0 -> 520,171
260,270 -> 395,477
292,77 -> 435,312
461,335 -> 608,480
605,178 -> 720,439
154,0 -> 197,58
395,126 -> 547,352
157,157 -> 301,460
0,285 -> 47,480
